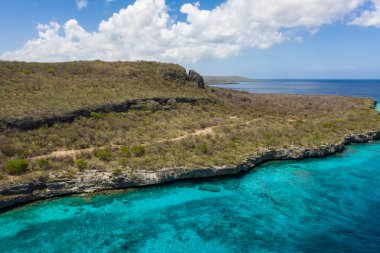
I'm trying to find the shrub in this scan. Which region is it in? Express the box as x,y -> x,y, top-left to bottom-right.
112,167 -> 122,175
37,159 -> 51,170
95,150 -> 112,161
117,158 -> 128,166
21,70 -> 31,75
119,146 -> 130,157
74,158 -> 87,170
196,143 -> 209,155
131,145 -> 145,157
1,145 -> 17,157
5,159 -> 29,175
90,111 -> 101,119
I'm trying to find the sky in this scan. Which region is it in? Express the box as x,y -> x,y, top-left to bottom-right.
1,0 -> 380,78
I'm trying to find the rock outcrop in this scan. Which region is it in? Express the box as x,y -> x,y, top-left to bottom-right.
158,65 -> 188,82
0,97 -> 213,131
188,70 -> 205,89
1,130 -> 379,212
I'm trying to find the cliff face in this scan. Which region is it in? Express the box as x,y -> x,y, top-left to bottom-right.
188,70 -> 205,89
1,130 -> 379,212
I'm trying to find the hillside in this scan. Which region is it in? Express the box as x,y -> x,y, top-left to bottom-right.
0,61 -> 380,210
0,61 -> 206,124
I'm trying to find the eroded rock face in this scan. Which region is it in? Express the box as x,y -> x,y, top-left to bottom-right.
1,130 -> 380,211
158,65 -> 188,82
0,97 -> 213,131
188,70 -> 205,89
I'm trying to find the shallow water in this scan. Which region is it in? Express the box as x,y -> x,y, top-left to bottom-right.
1,142 -> 380,252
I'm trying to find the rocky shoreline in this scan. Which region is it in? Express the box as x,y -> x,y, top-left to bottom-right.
1,130 -> 380,212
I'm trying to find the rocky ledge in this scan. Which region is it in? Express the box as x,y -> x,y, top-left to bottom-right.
0,97 -> 213,131
1,130 -> 380,212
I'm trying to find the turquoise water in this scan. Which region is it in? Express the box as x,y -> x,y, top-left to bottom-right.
1,142 -> 380,252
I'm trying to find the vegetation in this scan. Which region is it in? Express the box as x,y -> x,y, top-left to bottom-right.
95,150 -> 112,161
5,159 -> 28,175
90,112 -> 101,119
74,158 -> 87,170
0,60 -> 379,187
131,146 -> 146,157
0,61 -> 206,120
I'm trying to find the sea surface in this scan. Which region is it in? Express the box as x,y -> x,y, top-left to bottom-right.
1,80 -> 380,252
210,79 -> 380,101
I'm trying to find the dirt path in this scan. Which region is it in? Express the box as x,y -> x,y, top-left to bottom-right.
29,126 -> 217,160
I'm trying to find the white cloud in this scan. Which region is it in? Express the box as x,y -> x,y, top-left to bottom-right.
0,0 -> 371,62
76,0 -> 88,10
350,0 -> 380,27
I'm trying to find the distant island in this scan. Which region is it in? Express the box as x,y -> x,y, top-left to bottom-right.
0,61 -> 379,211
203,75 -> 255,84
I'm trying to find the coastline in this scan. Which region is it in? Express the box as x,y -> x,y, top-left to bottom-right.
1,129 -> 379,213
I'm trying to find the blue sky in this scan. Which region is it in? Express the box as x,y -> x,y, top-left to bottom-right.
1,0 -> 380,78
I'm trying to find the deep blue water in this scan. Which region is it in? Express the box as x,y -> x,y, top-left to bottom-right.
211,79 -> 380,101
1,80 -> 380,252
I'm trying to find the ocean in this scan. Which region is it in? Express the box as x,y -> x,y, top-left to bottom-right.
1,80 -> 380,252
210,79 -> 380,102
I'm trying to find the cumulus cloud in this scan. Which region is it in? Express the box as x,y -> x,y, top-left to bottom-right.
76,0 -> 88,10
350,0 -> 380,27
0,0 -> 371,62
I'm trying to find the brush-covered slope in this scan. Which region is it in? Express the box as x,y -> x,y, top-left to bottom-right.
0,61 -> 206,122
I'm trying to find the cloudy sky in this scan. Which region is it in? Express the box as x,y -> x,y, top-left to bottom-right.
1,0 -> 380,78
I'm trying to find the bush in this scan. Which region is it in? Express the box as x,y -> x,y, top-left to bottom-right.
95,150 -> 112,161
37,159 -> 51,170
119,146 -> 130,157
90,111 -> 101,119
1,145 -> 17,157
22,70 -> 31,75
5,159 -> 29,175
112,167 -> 122,175
74,158 -> 87,170
131,145 -> 145,157
323,122 -> 333,128
196,143 -> 209,155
